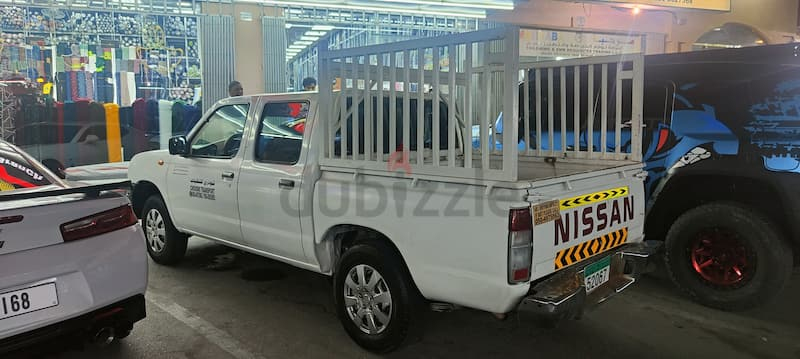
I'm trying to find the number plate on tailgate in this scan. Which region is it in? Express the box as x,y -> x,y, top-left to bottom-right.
584,256 -> 611,294
0,283 -> 58,320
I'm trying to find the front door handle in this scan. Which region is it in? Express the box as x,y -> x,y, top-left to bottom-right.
279,179 -> 295,189
222,171 -> 235,179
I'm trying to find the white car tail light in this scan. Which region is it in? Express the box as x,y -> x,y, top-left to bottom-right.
508,207 -> 533,284
60,205 -> 138,242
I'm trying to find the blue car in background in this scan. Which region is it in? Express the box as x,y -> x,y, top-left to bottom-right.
485,43 -> 800,312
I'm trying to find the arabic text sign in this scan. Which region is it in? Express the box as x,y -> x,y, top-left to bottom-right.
519,29 -> 644,58
594,0 -> 730,11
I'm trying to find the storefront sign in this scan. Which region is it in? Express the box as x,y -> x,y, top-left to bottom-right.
593,0 -> 730,11
519,28 -> 644,59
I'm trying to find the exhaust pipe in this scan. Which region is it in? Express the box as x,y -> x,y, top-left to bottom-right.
91,326 -> 116,347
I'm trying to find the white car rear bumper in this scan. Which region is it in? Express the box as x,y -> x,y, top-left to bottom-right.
0,224 -> 148,342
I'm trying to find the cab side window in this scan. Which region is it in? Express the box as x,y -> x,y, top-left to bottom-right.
255,101 -> 308,164
190,104 -> 250,158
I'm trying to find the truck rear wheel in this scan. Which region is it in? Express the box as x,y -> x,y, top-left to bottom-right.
142,195 -> 188,265
334,242 -> 422,353
664,202 -> 793,311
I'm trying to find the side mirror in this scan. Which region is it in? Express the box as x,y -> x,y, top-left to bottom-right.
84,134 -> 100,144
169,136 -> 189,155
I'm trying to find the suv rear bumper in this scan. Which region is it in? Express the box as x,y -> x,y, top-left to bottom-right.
517,241 -> 661,319
0,294 -> 145,355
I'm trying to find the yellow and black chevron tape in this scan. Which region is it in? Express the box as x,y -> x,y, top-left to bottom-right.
559,186 -> 629,210
554,227 -> 628,270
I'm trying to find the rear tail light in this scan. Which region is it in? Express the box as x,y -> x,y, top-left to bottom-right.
508,207 -> 533,284
60,205 -> 138,242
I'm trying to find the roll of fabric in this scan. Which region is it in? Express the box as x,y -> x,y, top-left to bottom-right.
119,106 -> 134,160
115,72 -> 122,105
120,73 -> 130,106
71,57 -> 80,71
75,99 -> 91,163
62,72 -> 71,102
76,71 -> 87,99
55,102 -> 64,140
44,48 -> 53,80
104,103 -> 122,162
88,101 -> 108,163
75,100 -> 89,126
132,98 -> 147,155
89,102 -> 105,123
95,73 -> 107,103
86,72 -> 94,101
146,99 -> 159,142
69,71 -> 78,102
158,100 -> 173,149
171,101 -> 186,135
62,102 -> 77,166
55,72 -> 66,102
183,104 -> 202,134
125,72 -> 136,106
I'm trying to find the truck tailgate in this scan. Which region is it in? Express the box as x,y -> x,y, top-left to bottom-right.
527,163 -> 646,280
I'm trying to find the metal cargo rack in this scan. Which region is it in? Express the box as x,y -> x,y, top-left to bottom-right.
318,26 -> 644,184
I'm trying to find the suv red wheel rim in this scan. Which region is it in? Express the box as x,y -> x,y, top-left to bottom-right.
689,228 -> 754,288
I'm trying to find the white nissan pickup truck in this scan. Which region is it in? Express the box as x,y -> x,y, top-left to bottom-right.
128,27 -> 659,353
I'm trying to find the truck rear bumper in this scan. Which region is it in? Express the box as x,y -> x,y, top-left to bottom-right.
517,241 -> 661,319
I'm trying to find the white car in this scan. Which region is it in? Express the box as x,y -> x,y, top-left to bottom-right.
17,121 -> 159,171
0,140 -> 147,355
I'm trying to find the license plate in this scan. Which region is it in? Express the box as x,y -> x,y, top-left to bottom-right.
584,256 -> 611,294
0,283 -> 58,321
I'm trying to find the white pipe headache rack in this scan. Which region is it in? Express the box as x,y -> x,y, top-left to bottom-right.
317,26 -> 644,183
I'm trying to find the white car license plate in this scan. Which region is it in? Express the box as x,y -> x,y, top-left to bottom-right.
0,283 -> 58,320
584,256 -> 611,294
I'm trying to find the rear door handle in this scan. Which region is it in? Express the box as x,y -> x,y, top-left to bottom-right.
279,179 -> 295,189
222,171 -> 235,179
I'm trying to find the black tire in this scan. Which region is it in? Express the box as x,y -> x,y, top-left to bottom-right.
664,202 -> 793,311
334,242 -> 423,353
141,195 -> 188,265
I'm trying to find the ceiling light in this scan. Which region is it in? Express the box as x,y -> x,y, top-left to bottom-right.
305,31 -> 327,36
289,45 -> 305,49
295,40 -> 313,45
301,36 -> 319,41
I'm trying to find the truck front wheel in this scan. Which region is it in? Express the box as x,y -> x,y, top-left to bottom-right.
334,242 -> 422,353
664,202 -> 793,311
142,195 -> 188,265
